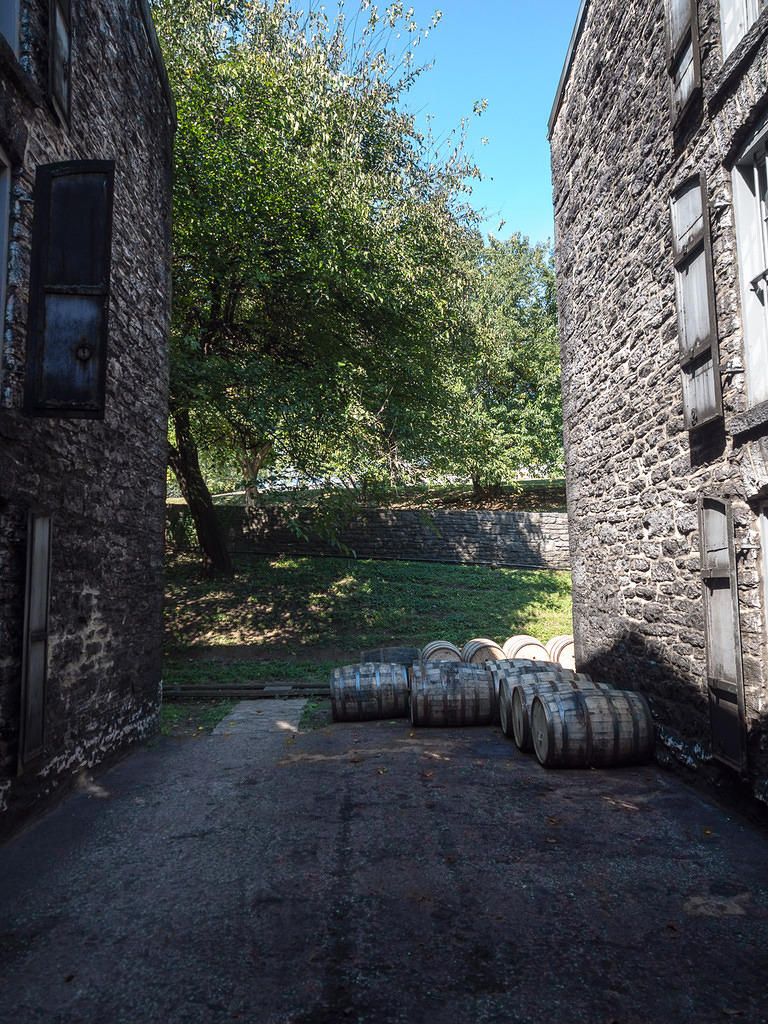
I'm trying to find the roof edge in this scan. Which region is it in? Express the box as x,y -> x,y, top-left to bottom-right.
137,0 -> 177,129
547,0 -> 590,139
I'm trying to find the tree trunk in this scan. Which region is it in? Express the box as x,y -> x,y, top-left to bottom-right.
240,441 -> 273,512
168,409 -> 233,576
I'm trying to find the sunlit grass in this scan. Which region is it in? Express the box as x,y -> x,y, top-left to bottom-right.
164,552 -> 573,687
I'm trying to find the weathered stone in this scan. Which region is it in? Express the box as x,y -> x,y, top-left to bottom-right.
168,505 -> 572,572
0,2 -> 173,835
550,0 -> 768,801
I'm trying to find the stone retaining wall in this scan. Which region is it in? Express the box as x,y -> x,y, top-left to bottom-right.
167,506 -> 571,571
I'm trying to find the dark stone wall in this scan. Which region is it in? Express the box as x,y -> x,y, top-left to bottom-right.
167,506 -> 572,571
550,1 -> 768,799
0,1 -> 173,828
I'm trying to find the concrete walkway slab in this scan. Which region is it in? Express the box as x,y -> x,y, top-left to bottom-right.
1,701 -> 767,1024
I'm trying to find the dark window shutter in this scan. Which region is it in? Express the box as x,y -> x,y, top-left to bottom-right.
49,0 -> 71,122
18,513 -> 52,773
698,495 -> 747,773
664,0 -> 701,125
670,173 -> 722,429
24,160 -> 114,418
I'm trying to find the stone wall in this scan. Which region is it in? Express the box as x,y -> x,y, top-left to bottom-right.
0,1 -> 174,832
167,506 -> 572,571
550,0 -> 768,798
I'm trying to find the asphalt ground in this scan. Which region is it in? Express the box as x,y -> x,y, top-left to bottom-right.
1,700 -> 768,1024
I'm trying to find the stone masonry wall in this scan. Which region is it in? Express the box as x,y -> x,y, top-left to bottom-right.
167,506 -> 572,571
550,0 -> 768,798
0,1 -> 174,830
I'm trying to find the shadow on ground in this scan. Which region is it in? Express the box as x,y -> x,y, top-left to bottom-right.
1,700 -> 767,1024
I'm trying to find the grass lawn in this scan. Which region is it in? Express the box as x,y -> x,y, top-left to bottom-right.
164,552 -> 573,690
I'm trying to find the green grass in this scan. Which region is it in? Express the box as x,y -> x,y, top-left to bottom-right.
164,552 -> 573,689
160,700 -> 235,736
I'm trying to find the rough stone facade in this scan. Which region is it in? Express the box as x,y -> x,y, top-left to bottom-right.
0,1 -> 174,833
167,506 -> 572,571
550,0 -> 768,800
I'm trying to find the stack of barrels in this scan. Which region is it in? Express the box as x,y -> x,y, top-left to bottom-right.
329,635 -> 654,769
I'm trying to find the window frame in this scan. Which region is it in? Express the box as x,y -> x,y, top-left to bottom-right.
669,172 -> 723,429
732,118 -> 768,409
24,160 -> 115,419
664,0 -> 702,126
49,0 -> 72,125
720,0 -> 767,60
0,146 -> 10,373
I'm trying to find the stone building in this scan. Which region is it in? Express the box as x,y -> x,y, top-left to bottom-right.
549,0 -> 768,801
0,1 -> 174,834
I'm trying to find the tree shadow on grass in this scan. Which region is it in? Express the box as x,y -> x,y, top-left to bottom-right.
164,552 -> 572,673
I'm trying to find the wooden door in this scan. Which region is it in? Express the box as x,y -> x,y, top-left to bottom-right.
699,496 -> 747,772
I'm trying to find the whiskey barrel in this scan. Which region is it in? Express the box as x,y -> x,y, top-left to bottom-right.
421,640 -> 462,663
502,635 -> 550,661
359,646 -> 422,666
410,663 -> 495,727
530,689 -> 654,767
461,638 -> 505,664
330,663 -> 410,721
546,634 -> 576,671
508,673 -> 606,750
491,661 -> 577,715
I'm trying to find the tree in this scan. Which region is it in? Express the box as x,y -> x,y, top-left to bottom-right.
435,233 -> 563,495
151,0 -> 483,571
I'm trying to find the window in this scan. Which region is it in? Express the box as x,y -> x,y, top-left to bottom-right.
670,173 -> 723,428
760,505 -> 768,637
0,0 -> 20,55
664,0 -> 701,123
0,147 -> 10,352
721,0 -> 767,60
49,0 -> 71,122
19,513 -> 52,773
24,161 -> 115,419
698,495 -> 747,771
732,119 -> 768,409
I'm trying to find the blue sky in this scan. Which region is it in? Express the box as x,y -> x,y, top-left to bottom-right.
397,0 -> 582,243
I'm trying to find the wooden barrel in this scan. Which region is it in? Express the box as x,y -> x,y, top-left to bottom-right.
530,688 -> 654,767
508,673 -> 606,750
546,634 -> 576,671
359,646 -> 421,666
461,638 -> 505,664
330,663 -> 410,721
410,663 -> 495,726
490,662 -> 578,714
502,635 -> 550,661
421,640 -> 462,663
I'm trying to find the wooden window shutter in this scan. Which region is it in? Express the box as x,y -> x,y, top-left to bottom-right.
670,173 -> 723,429
664,0 -> 701,124
24,160 -> 115,418
698,495 -> 747,772
49,0 -> 71,122
18,513 -> 52,772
